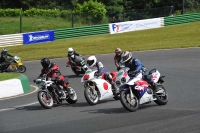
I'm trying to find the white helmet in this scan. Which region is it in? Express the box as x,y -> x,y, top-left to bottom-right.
122,51 -> 132,64
87,55 -> 97,67
68,47 -> 74,56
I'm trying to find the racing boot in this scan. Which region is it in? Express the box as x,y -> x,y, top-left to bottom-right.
58,86 -> 66,99
111,81 -> 120,95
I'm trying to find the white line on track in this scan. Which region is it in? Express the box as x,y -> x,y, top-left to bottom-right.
0,85 -> 39,112
0,85 -> 39,101
0,102 -> 39,112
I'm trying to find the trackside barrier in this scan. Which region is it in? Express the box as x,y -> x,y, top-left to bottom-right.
109,17 -> 164,34
23,30 -> 55,45
0,74 -> 30,99
0,33 -> 23,47
54,24 -> 109,40
164,12 -> 200,26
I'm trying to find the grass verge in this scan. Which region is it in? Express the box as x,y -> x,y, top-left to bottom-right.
2,21 -> 200,61
0,73 -> 21,81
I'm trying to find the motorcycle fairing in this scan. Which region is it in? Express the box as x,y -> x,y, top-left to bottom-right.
149,69 -> 160,83
139,91 -> 154,104
126,73 -> 143,85
94,78 -> 113,100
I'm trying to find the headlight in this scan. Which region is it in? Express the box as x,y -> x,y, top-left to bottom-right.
121,77 -> 126,83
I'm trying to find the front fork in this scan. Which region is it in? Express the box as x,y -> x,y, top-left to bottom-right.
129,86 -> 134,99
84,83 -> 97,95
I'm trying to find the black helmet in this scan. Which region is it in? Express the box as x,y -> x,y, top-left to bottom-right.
41,58 -> 51,68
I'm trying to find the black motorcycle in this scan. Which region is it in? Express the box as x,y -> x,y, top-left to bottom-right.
66,55 -> 88,75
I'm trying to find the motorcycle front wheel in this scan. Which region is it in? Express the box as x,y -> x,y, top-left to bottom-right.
17,65 -> 26,73
84,86 -> 99,105
120,90 -> 139,112
66,86 -> 78,104
37,91 -> 53,109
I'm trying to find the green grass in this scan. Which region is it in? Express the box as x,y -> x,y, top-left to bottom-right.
0,16 -> 106,35
0,17 -> 73,35
4,21 -> 200,61
0,73 -> 21,81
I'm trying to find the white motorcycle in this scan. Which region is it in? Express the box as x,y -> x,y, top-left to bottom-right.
81,69 -> 120,105
120,68 -> 168,112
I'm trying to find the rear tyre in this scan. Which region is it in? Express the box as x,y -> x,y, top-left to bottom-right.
37,91 -> 53,109
154,85 -> 168,105
66,86 -> 78,104
17,65 -> 26,73
113,93 -> 120,100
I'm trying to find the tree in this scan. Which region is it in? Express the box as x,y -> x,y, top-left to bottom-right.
98,0 -> 123,21
75,0 -> 107,24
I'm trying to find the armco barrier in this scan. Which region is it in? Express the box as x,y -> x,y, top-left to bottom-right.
0,74 -> 30,99
164,12 -> 200,26
0,33 -> 23,47
54,24 -> 109,40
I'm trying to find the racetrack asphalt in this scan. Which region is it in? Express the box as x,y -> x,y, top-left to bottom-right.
0,47 -> 200,133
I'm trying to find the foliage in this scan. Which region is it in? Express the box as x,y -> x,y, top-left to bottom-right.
0,8 -> 22,17
60,10 -> 71,19
23,8 -> 60,17
75,0 -> 107,23
99,0 -> 124,22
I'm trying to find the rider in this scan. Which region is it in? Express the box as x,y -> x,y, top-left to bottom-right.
67,47 -> 82,67
121,51 -> 159,93
114,48 -> 123,71
35,58 -> 73,99
0,48 -> 14,72
86,55 -> 119,94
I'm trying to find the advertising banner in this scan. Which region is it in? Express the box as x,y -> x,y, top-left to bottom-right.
23,30 -> 54,44
109,18 -> 161,34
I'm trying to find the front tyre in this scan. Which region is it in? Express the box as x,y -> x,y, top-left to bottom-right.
66,86 -> 78,104
17,65 -> 26,73
84,86 -> 99,105
37,91 -> 53,109
120,90 -> 139,112
154,85 -> 168,105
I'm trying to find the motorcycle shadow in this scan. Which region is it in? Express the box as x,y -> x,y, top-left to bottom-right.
64,75 -> 83,78
82,107 -> 127,114
82,103 -> 159,114
15,105 -> 47,111
139,103 -> 158,110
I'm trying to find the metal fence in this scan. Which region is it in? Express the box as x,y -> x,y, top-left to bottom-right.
1,6 -> 199,35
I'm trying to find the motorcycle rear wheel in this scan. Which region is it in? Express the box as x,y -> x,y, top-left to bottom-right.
66,86 -> 78,104
84,86 -> 99,105
38,91 -> 53,109
17,65 -> 26,73
113,93 -> 120,100
154,85 -> 168,105
120,90 -> 139,112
